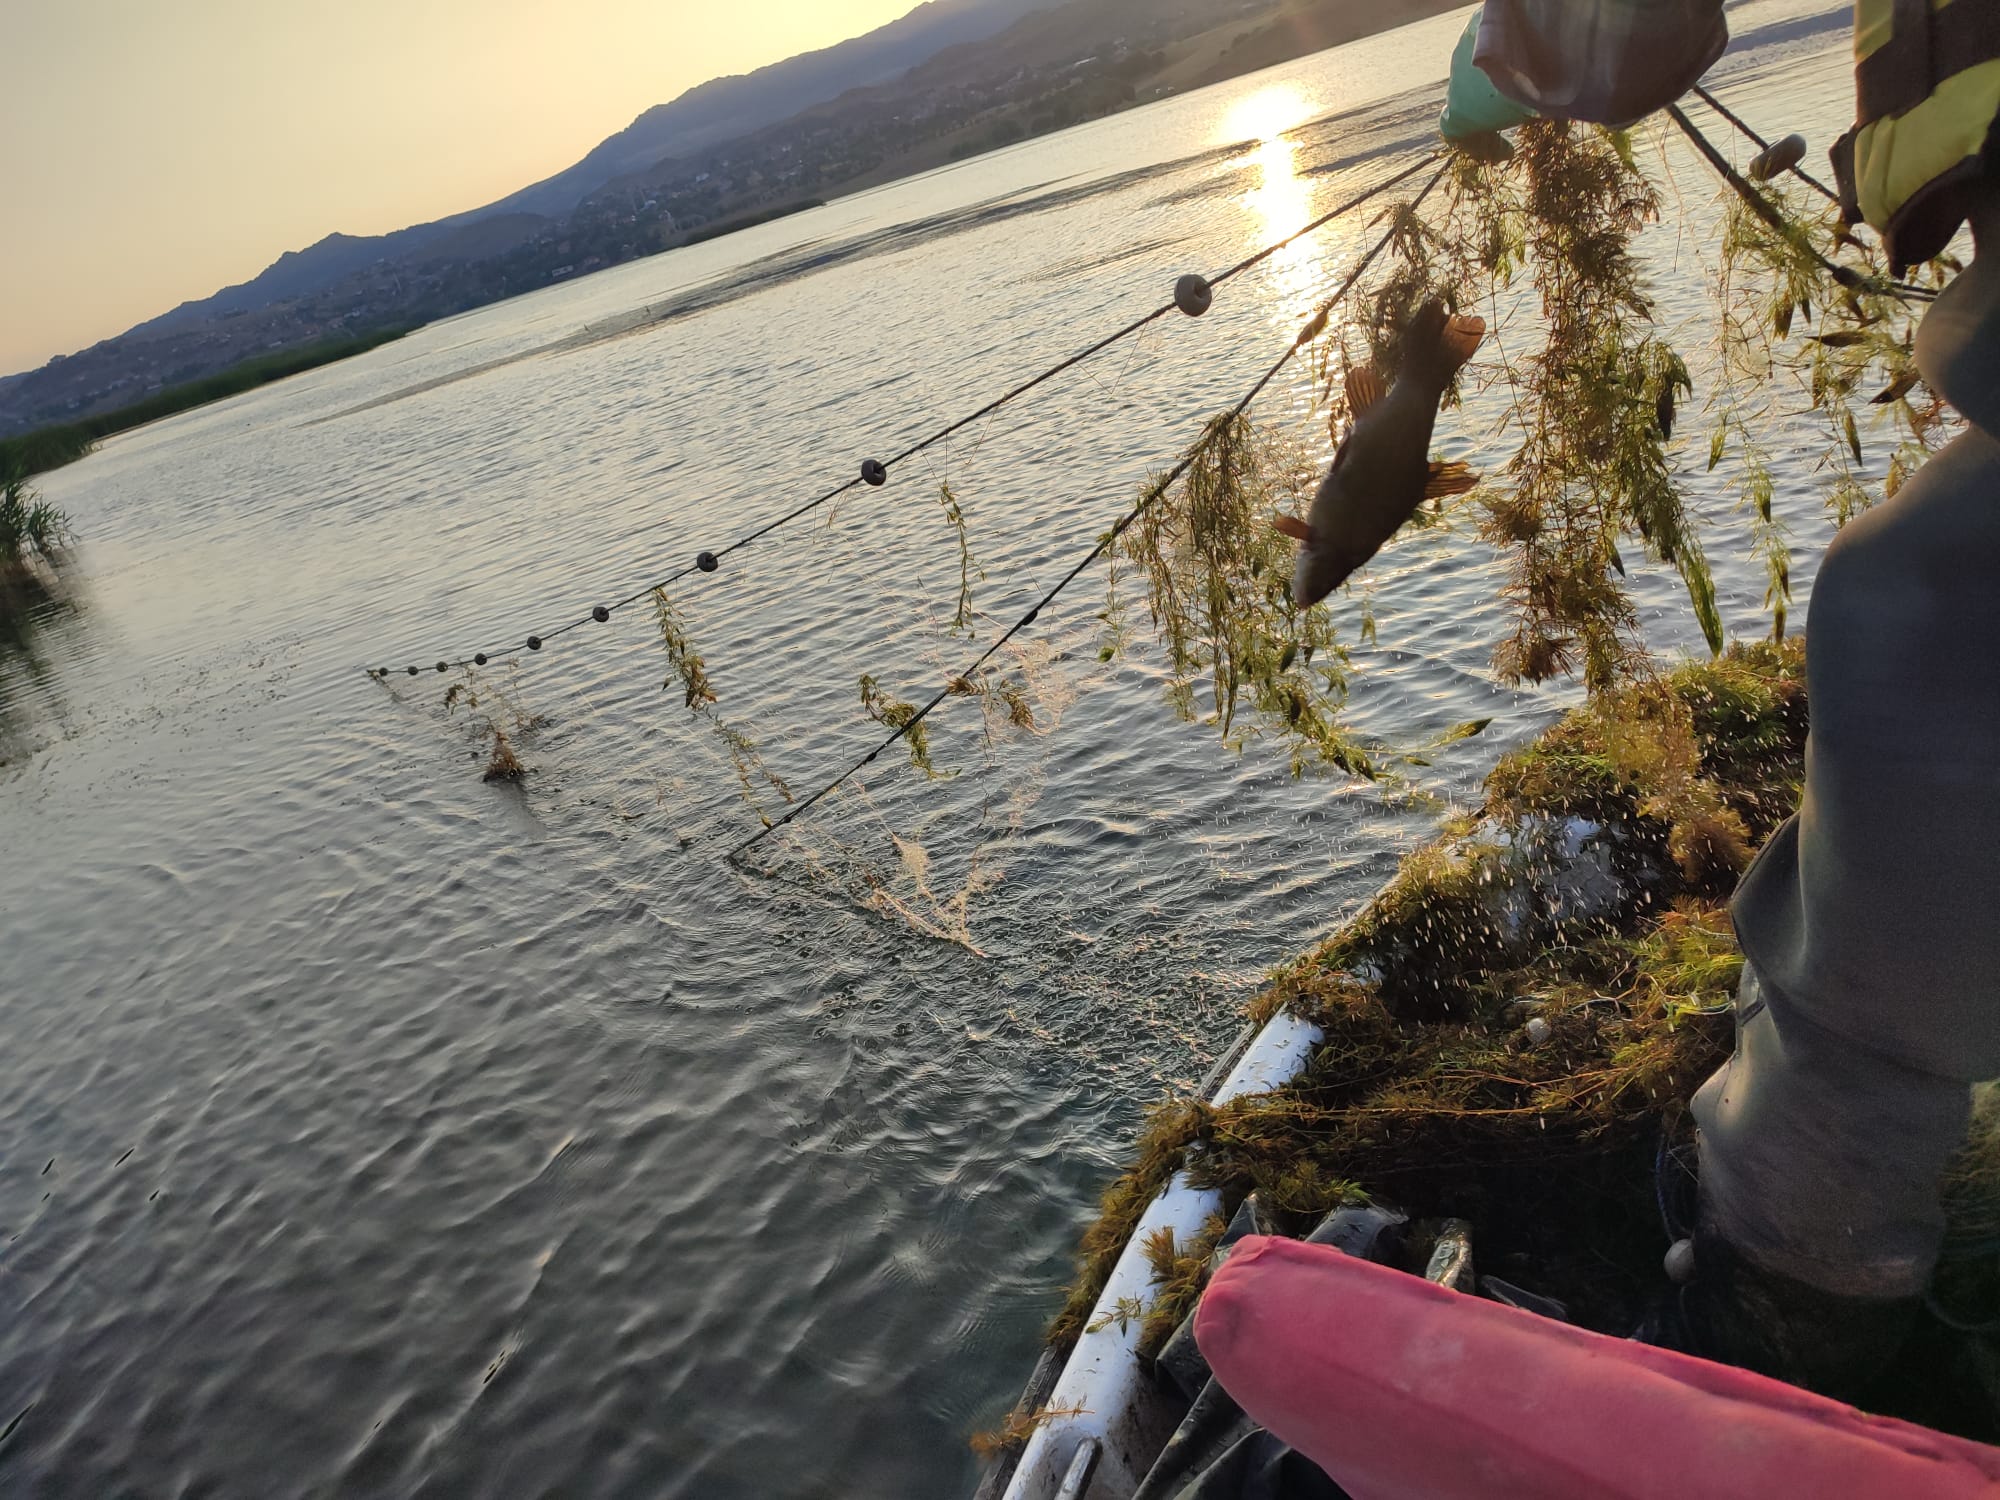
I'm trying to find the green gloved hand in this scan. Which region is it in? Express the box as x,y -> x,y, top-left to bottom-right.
1439,8 -> 1535,160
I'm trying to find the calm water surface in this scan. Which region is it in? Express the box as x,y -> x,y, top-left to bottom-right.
2,5 -> 1872,1494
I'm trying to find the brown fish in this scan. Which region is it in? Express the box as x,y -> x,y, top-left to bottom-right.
1275,300 -> 1485,607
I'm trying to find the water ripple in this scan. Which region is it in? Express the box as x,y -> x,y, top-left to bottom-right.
0,6 -> 1864,1496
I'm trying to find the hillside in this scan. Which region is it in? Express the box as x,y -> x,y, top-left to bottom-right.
117,0 -> 1059,347
483,0 -> 1063,218
3,0 -> 1463,442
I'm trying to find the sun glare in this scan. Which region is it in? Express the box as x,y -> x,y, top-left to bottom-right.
1221,86 -> 1314,147
1220,87 -> 1319,298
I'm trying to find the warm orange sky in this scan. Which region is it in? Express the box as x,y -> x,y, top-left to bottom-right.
0,0 -> 923,375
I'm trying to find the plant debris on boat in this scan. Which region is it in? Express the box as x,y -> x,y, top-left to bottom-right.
1047,642 -> 1807,1350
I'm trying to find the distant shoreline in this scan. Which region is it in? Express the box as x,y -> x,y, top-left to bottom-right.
4,1 -> 1475,467
0,200 -> 837,478
0,327 -> 411,479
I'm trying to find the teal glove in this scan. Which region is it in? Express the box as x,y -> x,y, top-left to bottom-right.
1439,8 -> 1535,158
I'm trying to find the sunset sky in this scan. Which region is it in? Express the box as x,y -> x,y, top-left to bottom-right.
0,0 -> 921,374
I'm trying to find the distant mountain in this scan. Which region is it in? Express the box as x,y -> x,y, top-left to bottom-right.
479,0 -> 1063,219
131,224 -> 462,338
124,0 -> 1058,343
902,0 -> 1261,79
5,0 -> 1443,438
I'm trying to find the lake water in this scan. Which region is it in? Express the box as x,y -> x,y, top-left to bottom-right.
1,4 -> 1876,1494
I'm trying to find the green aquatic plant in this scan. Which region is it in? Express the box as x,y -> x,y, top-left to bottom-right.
1715,176 -> 1950,500
1045,1094 -> 1212,1348
946,668 -> 1038,739
714,717 -> 793,827
860,674 -> 945,777
1095,549 -> 1134,664
1137,1214 -> 1229,1356
647,587 -> 792,823
1700,158 -> 1959,639
935,481 -> 982,634
1117,412 -> 1374,776
1469,123 -> 1715,686
968,1401 -> 1093,1461
1627,901 -> 1743,1021
652,586 -> 717,710
1045,643 -> 1807,1353
1053,934 -> 1735,1352
0,469 -> 70,570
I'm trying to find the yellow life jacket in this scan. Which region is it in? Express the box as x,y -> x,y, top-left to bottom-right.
1834,0 -> 2000,270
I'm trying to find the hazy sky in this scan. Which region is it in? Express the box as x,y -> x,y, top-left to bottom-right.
0,0 -> 920,375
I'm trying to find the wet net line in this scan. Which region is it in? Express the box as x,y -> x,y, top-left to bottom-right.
729,103 -> 1948,860
368,152 -> 1445,681
1664,102 -> 1937,303
1687,82 -> 1842,204
728,162 -> 1452,862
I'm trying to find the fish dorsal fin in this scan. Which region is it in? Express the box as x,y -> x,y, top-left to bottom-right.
1424,459 -> 1480,500
1272,513 -> 1315,543
1345,365 -> 1386,416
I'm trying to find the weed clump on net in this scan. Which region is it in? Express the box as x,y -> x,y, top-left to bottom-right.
1046,643 -> 1807,1353
935,481 -> 982,635
443,663 -> 547,784
1045,1096 -> 1214,1348
861,674 -> 948,777
653,586 -> 717,711
483,730 -> 526,783
1138,1216 -> 1230,1354
969,1401 -> 1092,1462
1294,641 -> 1806,1019
1119,412 -> 1375,777
648,585 -> 793,824
1469,124 -> 1714,686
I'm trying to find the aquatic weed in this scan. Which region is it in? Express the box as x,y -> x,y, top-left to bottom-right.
1118,412 -> 1372,776
859,674 -> 947,777
0,468 -> 71,574
1046,644 -> 1808,1350
968,1402 -> 1092,1461
442,662 -> 546,784
652,586 -> 717,710
935,481 -> 982,635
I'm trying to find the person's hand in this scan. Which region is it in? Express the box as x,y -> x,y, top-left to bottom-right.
1438,7 -> 1534,161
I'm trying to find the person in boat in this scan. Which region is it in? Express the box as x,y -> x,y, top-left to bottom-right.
1447,0 -> 2000,1398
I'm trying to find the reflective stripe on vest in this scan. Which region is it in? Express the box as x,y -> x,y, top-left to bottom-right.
1849,0 -> 2000,263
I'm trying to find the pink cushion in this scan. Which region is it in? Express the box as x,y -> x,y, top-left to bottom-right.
1195,1235 -> 2000,1500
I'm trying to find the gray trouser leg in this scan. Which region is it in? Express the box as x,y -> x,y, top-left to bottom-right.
1692,965 -> 1974,1300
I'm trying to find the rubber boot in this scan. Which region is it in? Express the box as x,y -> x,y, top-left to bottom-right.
1643,1225 -> 1922,1405
1638,1096 -> 1925,1403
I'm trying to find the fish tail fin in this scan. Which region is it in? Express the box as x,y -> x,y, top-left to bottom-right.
1441,312 -> 1485,367
1402,298 -> 1485,391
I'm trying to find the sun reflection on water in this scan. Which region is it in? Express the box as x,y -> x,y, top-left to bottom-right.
1219,86 -> 1324,312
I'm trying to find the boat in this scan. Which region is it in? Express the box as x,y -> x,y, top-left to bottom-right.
971,645 -> 2000,1498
